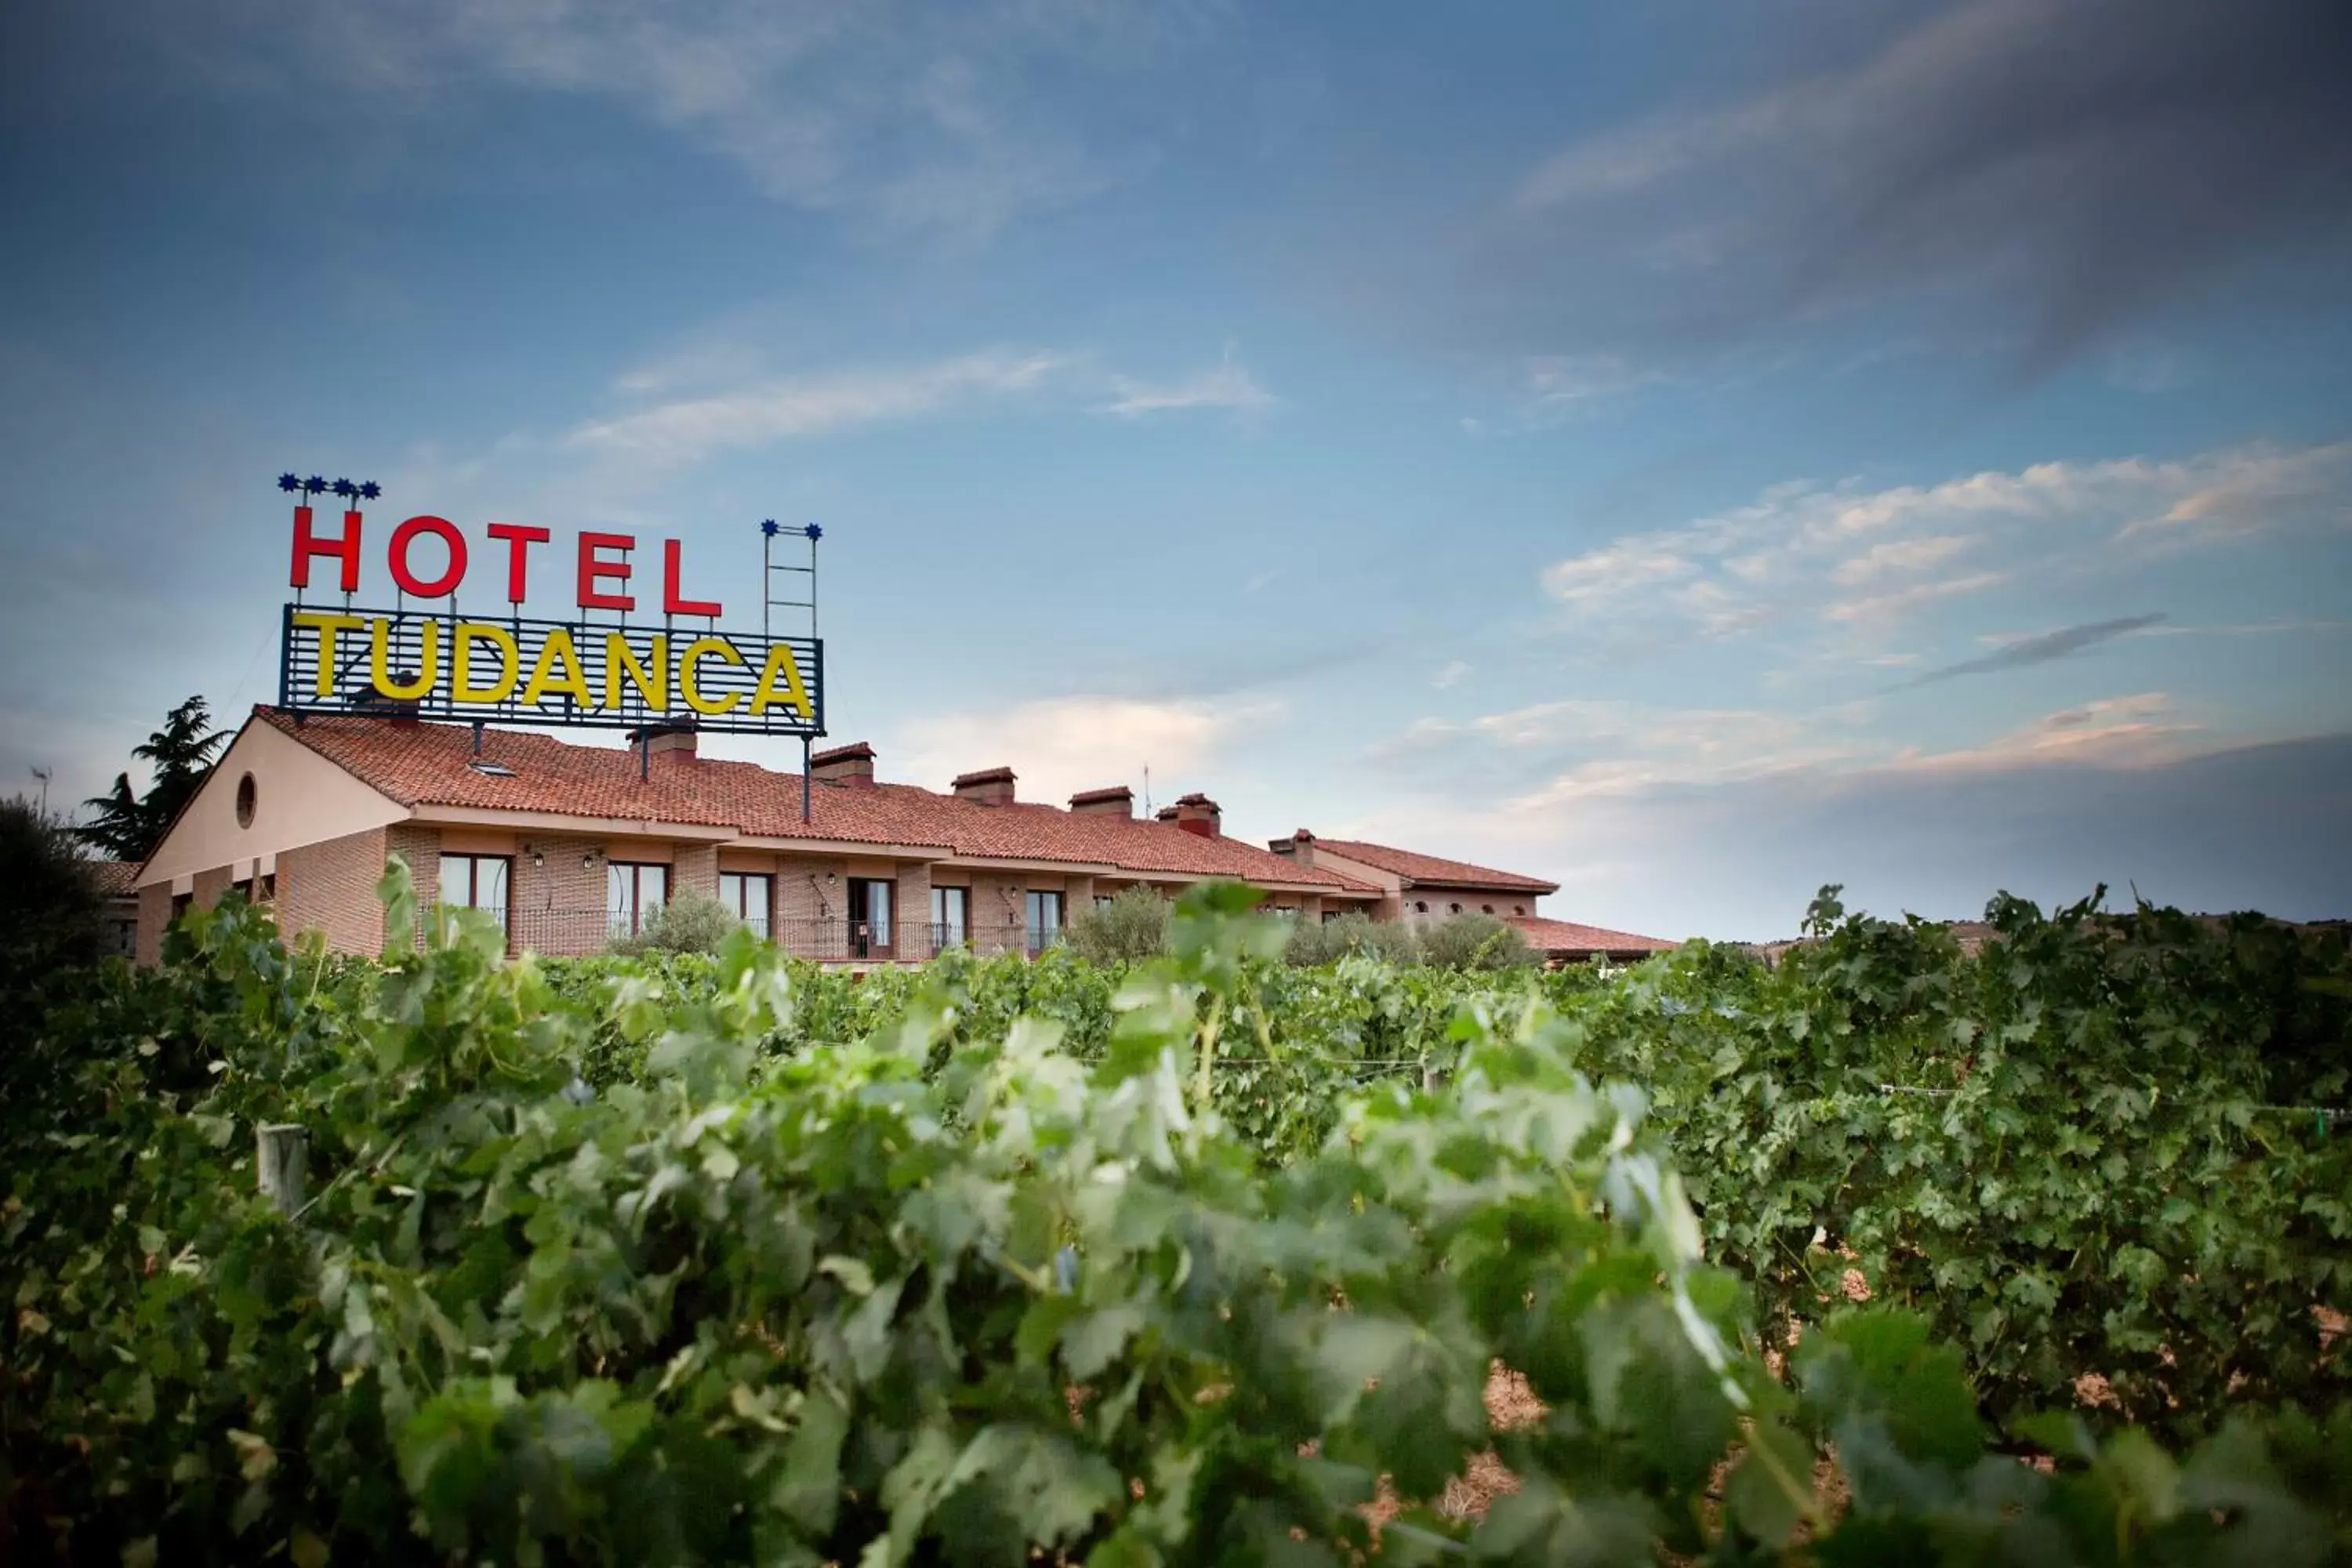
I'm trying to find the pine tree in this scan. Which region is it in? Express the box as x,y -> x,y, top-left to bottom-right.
73,696 -> 227,862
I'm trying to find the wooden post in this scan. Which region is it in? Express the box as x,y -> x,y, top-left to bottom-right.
256,1123 -> 308,1216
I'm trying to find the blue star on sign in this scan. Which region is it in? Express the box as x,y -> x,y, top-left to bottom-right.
358,481 -> 382,499
805,523 -> 823,541
304,475 -> 327,495
760,519 -> 779,536
278,473 -> 301,492
332,478 -> 355,498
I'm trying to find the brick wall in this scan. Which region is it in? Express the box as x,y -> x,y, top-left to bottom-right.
510,833 -> 608,956
673,844 -> 720,902
386,823 -> 441,906
192,865 -> 233,912
136,884 -> 173,967
278,826 -> 390,955
774,854 -> 848,958
968,871 -> 1026,956
894,860 -> 932,954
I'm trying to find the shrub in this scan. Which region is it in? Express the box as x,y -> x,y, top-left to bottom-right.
0,796 -> 107,1000
606,888 -> 742,956
1284,909 -> 1420,966
5,874 -> 2346,1563
1063,884 -> 1171,964
1418,912 -> 1536,971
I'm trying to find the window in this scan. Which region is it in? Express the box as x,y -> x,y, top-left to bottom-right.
719,872 -> 772,938
608,862 -> 668,936
441,854 -> 511,923
1513,905 -> 1526,916
1413,900 -> 1428,914
849,877 -> 894,958
234,772 -> 257,828
1323,909 -> 1345,924
1481,904 -> 1494,915
466,759 -> 517,778
1448,902 -> 1463,915
930,885 -> 969,948
1094,894 -> 1116,910
1024,890 -> 1065,953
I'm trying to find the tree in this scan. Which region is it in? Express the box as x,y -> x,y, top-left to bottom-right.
1418,912 -> 1536,970
1065,884 -> 1173,964
1284,910 -> 1421,966
608,889 -> 744,956
0,797 -> 106,1005
73,695 -> 226,862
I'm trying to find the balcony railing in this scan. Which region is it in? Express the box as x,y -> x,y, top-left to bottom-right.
464,909 -> 1067,962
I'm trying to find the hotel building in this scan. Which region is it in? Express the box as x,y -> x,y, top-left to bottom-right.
131,707 -> 1671,967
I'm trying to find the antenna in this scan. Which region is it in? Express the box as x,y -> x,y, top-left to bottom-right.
761,520 -> 825,821
1142,764 -> 1151,818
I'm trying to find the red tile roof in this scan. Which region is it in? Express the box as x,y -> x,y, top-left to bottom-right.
1305,838 -> 1559,894
88,860 -> 139,898
1508,916 -> 1676,956
255,709 -> 1377,892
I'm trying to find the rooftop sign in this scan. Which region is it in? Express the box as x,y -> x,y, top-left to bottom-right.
273,474 -> 825,738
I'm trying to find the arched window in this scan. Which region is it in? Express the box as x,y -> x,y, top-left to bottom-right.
1481,904 -> 1494,914
1448,902 -> 1462,915
1413,900 -> 1428,914
1513,904 -> 1526,916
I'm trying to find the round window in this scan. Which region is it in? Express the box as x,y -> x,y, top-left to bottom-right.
234,772 -> 257,828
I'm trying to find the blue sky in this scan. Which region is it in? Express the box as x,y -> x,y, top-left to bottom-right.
3,0 -> 2348,938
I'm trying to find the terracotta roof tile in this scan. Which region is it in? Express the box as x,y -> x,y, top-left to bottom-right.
1308,838 -> 1559,893
1507,916 -> 1677,956
88,860 -> 139,897
256,709 -> 1378,891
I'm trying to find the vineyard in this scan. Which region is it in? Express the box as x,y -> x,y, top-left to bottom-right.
2,869 -> 2349,1564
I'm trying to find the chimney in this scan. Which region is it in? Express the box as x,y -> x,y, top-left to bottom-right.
1269,828 -> 1315,867
1171,793 -> 1221,838
952,766 -> 1016,806
1068,785 -> 1133,817
811,740 -> 876,788
629,722 -> 698,760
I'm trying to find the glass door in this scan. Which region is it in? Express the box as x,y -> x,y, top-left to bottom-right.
849,877 -> 894,959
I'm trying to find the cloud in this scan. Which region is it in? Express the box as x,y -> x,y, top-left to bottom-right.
1431,659 -> 1472,689
1388,686 -> 2216,825
2117,441 -> 2352,543
176,0 -> 1219,239
1831,535 -> 1974,588
1387,698 -> 1872,803
1098,348 -> 1276,419
1538,440 -> 2352,640
1900,613 -> 2167,686
1823,570 -> 2009,626
1541,541 -> 1692,604
1478,0 -> 2352,368
1358,697 -> 2343,938
564,350 -> 1072,466
886,694 -> 1283,808
1887,692 -> 2198,771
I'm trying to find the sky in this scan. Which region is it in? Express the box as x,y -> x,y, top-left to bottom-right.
2,0 -> 2348,939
